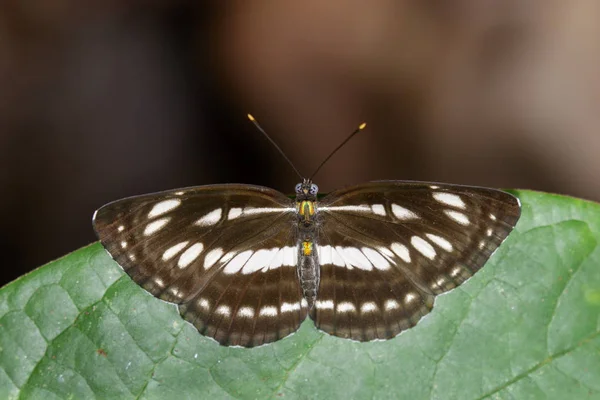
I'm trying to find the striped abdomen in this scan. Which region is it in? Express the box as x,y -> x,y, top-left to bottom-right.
298,239 -> 320,309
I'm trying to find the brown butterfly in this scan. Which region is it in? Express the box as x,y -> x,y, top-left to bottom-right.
93,117 -> 520,347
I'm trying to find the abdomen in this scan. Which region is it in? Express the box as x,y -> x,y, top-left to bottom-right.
298,240 -> 320,310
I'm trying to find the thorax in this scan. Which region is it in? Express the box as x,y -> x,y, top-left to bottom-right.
296,199 -> 318,229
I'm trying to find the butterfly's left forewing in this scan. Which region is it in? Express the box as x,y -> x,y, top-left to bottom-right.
93,184 -> 307,347
313,181 -> 520,341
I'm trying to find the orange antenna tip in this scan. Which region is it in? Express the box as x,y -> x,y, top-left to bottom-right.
247,114 -> 256,122
359,122 -> 367,130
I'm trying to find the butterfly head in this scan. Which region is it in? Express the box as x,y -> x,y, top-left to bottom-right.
295,178 -> 319,201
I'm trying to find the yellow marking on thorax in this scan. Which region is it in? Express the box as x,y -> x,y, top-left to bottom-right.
297,200 -> 315,222
302,241 -> 313,256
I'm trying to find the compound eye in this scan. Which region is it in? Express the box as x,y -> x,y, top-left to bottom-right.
295,183 -> 303,193
309,184 -> 319,195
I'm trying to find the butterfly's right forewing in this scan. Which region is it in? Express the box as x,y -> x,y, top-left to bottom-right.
93,184 -> 306,347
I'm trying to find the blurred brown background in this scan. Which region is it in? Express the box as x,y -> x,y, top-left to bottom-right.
1,1 -> 599,286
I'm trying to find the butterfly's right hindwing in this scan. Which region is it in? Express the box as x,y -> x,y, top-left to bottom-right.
93,184 -> 307,347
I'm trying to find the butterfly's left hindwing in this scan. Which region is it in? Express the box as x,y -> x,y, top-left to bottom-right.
313,181 -> 520,341
93,184 -> 307,347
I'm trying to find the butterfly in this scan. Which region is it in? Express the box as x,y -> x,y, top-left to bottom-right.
93,116 -> 521,347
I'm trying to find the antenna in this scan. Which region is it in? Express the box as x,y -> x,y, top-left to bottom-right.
309,122 -> 366,180
247,114 -> 303,179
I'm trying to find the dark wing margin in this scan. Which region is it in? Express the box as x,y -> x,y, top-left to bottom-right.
311,181 -> 520,341
93,184 -> 308,347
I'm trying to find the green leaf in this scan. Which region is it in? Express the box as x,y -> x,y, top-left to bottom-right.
2,190 -> 600,399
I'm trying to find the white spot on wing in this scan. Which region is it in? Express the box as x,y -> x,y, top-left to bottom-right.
411,236 -> 436,260
391,243 -> 411,263
489,213 -> 497,221
392,204 -> 419,220
330,246 -> 345,266
259,305 -> 278,317
281,302 -> 301,313
486,228 -> 494,237
223,250 -> 253,274
425,234 -> 453,252
242,248 -> 277,274
117,225 -> 125,232
378,246 -> 394,258
243,207 -> 289,215
216,305 -> 231,316
371,204 -> 386,216
337,302 -> 356,313
143,217 -> 170,236
316,300 -> 334,310
405,293 -> 417,304
220,251 -> 235,264
361,247 -> 390,270
120,241 -> 127,249
444,210 -> 470,226
162,241 -> 189,261
268,246 -> 298,270
168,287 -> 181,299
281,246 -> 297,267
318,245 -> 344,267
148,199 -> 181,218
319,205 -> 371,212
351,247 -> 374,270
267,247 -> 284,270
204,248 -> 223,269
178,243 -> 204,269
228,207 -> 242,220
195,208 -> 222,226
433,192 -> 466,209
450,266 -> 462,277
385,299 -> 400,310
198,298 -> 210,311
317,245 -> 332,265
338,247 -> 373,271
360,302 -> 378,313
238,307 -> 255,318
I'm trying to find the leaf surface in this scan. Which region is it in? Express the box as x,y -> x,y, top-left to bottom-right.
1,190 -> 599,399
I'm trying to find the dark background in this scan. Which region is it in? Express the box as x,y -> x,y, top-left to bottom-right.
2,1 -> 599,287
